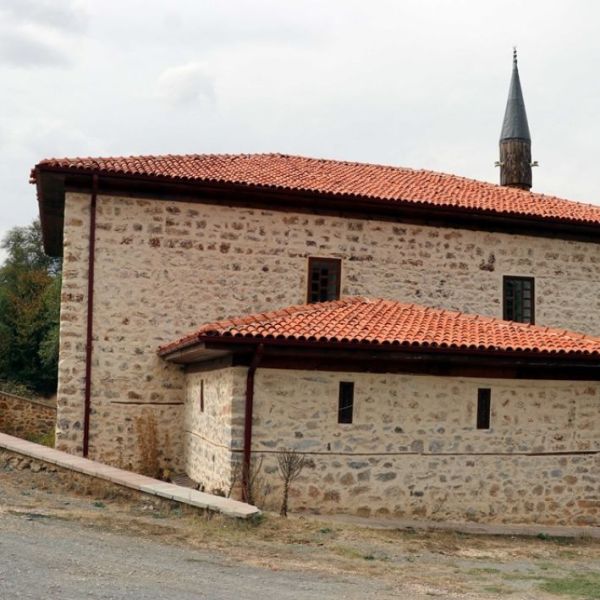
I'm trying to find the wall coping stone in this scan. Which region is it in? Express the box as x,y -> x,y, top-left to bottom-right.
0,432 -> 259,519
0,391 -> 56,410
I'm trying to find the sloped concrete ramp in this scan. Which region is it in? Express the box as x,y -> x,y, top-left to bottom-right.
0,432 -> 259,519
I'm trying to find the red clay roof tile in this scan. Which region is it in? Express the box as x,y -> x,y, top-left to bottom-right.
33,153 -> 600,226
158,297 -> 600,358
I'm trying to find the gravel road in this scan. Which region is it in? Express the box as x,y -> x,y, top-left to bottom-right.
0,512 -> 398,600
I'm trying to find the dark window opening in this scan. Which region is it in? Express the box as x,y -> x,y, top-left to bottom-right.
338,382 -> 354,424
200,380 -> 204,413
308,257 -> 341,303
477,388 -> 491,430
503,276 -> 535,324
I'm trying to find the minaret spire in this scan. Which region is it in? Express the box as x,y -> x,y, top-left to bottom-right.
498,48 -> 533,190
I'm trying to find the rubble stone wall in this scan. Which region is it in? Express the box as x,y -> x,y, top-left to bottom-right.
0,392 -> 56,440
245,369 -> 600,525
184,366 -> 247,494
55,191 -> 600,472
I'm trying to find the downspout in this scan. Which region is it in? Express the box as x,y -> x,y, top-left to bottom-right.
82,173 -> 98,458
241,343 -> 264,502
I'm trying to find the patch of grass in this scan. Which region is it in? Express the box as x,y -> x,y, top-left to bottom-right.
483,585 -> 514,595
469,567 -> 502,576
539,573 -> 600,599
332,545 -> 365,560
537,562 -> 561,572
28,430 -> 55,447
559,550 -> 581,560
249,512 -> 266,526
93,501 -> 106,509
536,533 -> 577,546
502,572 -> 545,582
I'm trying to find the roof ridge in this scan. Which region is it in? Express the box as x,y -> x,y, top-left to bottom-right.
34,153 -> 600,228
35,152 -> 595,207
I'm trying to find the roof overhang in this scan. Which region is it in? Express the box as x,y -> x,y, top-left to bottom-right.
35,168 -> 68,256
34,166 -> 600,257
160,337 -> 600,381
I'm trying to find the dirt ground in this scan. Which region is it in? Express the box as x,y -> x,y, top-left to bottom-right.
1,467 -> 599,599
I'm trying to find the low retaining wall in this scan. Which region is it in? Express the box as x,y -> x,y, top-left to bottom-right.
0,432 -> 259,519
0,391 -> 56,439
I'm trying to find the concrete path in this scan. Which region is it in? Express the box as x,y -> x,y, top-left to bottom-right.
317,512 -> 600,539
0,432 -> 259,519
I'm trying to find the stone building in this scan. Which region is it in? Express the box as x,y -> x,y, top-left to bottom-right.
31,55 -> 600,524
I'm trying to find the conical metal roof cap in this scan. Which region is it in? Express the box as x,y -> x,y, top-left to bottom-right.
500,49 -> 531,141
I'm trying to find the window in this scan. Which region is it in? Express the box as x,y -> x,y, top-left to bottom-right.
477,388 -> 491,430
307,257 -> 341,303
503,276 -> 535,324
338,382 -> 354,424
200,380 -> 204,413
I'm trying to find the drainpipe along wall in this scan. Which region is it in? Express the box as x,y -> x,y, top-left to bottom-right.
82,173 -> 98,458
241,344 -> 264,502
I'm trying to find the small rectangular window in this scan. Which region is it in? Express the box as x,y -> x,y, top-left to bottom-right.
308,257 -> 341,303
477,388 -> 491,430
338,382 -> 354,424
503,276 -> 535,324
200,380 -> 204,413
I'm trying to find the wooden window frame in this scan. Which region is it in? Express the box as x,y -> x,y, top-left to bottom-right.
338,381 -> 354,424
307,257 -> 342,304
477,388 -> 491,430
503,275 -> 535,324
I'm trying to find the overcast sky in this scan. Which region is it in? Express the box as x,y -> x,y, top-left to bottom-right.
2,0 -> 600,258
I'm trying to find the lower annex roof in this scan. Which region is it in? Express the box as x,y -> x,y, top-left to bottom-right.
158,297 -> 600,359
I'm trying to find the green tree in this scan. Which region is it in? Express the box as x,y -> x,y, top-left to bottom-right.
0,220 -> 62,395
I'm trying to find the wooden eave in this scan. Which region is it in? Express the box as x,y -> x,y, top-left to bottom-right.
160,337 -> 600,381
34,166 -> 600,256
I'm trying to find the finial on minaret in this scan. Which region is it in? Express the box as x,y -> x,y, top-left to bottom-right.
497,48 -> 533,191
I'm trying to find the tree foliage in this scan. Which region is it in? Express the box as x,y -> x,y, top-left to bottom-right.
0,220 -> 61,395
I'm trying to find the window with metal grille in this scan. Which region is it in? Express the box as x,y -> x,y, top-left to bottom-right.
338,382 -> 354,424
503,276 -> 535,324
477,388 -> 491,429
307,257 -> 341,303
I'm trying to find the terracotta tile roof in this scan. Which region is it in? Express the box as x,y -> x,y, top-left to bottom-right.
33,153 -> 600,226
158,297 -> 600,358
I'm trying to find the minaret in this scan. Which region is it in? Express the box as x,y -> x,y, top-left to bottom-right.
499,49 -> 533,190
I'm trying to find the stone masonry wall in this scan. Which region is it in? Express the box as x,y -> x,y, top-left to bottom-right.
0,392 -> 56,440
184,366 -> 247,494
244,369 -> 600,525
56,191 -> 600,471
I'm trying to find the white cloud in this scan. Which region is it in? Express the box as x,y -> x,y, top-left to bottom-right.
3,0 -> 600,243
0,0 -> 87,68
0,25 -> 71,67
156,63 -> 216,107
0,0 -> 87,33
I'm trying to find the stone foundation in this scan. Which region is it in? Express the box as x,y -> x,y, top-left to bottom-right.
252,450 -> 599,526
